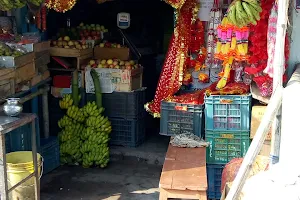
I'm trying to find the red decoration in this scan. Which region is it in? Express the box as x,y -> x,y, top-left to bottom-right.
45,0 -> 76,13
244,0 -> 290,97
146,0 -> 198,117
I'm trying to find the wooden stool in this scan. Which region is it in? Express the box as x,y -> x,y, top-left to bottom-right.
159,145 -> 207,200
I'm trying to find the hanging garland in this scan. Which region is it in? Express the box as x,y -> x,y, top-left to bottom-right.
45,0 -> 76,13
145,0 -> 198,117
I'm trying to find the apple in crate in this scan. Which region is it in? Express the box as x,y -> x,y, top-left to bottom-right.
100,59 -> 106,64
107,59 -> 113,65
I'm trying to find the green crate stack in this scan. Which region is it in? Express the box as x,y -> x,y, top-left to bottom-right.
204,94 -> 252,199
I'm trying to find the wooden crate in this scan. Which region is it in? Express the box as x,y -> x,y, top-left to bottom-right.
24,41 -> 51,57
0,52 -> 35,68
15,62 -> 36,84
0,78 -> 14,97
0,68 -> 15,81
94,46 -> 130,60
35,52 -> 50,69
36,64 -> 48,74
42,70 -> 50,80
50,47 -> 93,58
50,47 -> 93,70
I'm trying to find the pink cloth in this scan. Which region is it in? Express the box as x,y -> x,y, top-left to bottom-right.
264,4 -> 279,77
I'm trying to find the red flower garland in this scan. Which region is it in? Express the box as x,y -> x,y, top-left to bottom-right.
146,0 -> 198,117
245,0 -> 289,97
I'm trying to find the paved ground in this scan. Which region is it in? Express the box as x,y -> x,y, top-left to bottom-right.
41,161 -> 162,200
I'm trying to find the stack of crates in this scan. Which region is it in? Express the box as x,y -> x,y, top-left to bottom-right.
87,88 -> 146,147
204,94 -> 252,199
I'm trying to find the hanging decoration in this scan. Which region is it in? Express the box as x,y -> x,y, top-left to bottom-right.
205,0 -> 222,69
45,0 -> 76,13
244,0 -> 289,97
34,5 -> 47,32
164,0 -> 187,9
41,5 -> 47,31
145,0 -> 198,117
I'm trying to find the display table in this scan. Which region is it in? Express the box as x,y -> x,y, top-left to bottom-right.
0,113 -> 39,200
159,144 -> 207,200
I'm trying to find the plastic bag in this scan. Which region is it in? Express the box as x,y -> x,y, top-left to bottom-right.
221,156 -> 270,192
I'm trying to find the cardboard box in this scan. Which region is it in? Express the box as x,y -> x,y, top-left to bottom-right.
85,67 -> 143,93
94,46 -> 130,60
51,87 -> 72,98
250,104 -> 272,141
15,62 -> 36,84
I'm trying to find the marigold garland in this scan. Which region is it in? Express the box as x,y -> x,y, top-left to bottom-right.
45,0 -> 76,13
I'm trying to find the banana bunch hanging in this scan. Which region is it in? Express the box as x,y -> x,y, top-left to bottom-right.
227,0 -> 262,27
0,0 -> 26,10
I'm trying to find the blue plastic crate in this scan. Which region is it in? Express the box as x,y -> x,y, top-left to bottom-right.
206,130 -> 250,164
5,124 -> 32,153
86,88 -> 146,119
205,94 -> 252,131
160,101 -> 204,137
207,164 -> 224,199
40,136 -> 60,175
109,117 -> 146,147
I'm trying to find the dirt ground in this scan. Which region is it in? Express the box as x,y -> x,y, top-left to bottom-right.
41,161 -> 162,200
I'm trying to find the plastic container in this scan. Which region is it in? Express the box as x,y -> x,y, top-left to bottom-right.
205,94 -> 252,131
207,164 -> 224,199
40,136 -> 60,175
160,101 -> 204,137
206,130 -> 250,164
109,117 -> 145,147
86,88 -> 146,119
6,151 -> 42,200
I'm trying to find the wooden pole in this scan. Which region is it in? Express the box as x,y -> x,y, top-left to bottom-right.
225,87 -> 283,200
269,0 -> 289,166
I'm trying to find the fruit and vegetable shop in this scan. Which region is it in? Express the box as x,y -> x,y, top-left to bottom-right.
0,0 -> 298,199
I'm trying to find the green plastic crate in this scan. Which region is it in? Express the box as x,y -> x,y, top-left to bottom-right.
206,130 -> 250,164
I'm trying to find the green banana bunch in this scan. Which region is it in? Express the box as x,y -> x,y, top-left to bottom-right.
227,0 -> 262,27
58,116 -> 74,128
86,116 -> 110,129
59,94 -> 74,109
67,106 -> 86,122
0,0 -> 26,10
82,144 -> 110,168
82,101 -> 105,117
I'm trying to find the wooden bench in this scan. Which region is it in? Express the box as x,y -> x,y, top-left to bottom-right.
159,145 -> 207,200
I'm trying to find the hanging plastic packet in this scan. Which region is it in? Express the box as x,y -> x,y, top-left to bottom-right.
234,62 -> 243,83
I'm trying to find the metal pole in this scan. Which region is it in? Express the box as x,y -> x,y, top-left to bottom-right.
269,0 -> 289,167
42,92 -> 49,139
31,120 -> 40,200
0,134 -> 8,200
